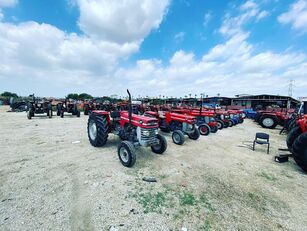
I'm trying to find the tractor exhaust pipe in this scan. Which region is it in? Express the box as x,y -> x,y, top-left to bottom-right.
127,89 -> 132,126
200,94 -> 203,116
304,101 -> 307,115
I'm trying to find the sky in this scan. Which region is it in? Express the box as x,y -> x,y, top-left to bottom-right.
0,0 -> 306,98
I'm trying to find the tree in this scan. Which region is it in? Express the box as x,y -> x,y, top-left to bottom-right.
78,93 -> 93,100
67,93 -> 79,100
1,91 -> 18,98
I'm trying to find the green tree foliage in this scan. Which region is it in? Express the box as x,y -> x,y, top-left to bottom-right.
1,91 -> 18,98
66,93 -> 79,100
78,93 -> 93,100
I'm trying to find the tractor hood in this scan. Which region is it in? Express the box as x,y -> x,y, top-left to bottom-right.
190,110 -> 214,117
120,111 -> 159,128
165,112 -> 196,124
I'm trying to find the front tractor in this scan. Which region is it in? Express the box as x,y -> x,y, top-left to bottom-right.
27,94 -> 53,120
144,111 -> 200,145
87,90 -> 167,167
57,99 -> 81,118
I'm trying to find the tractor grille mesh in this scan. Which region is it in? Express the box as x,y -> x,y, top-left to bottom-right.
141,128 -> 157,142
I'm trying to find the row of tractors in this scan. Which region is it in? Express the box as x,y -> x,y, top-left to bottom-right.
253,102 -> 307,172
87,90 -> 245,167
26,94 -> 81,119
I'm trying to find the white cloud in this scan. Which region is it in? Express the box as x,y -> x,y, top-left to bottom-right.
174,31 -> 185,43
0,0 -> 170,96
203,12 -> 212,26
111,31 -> 306,97
220,1 -> 269,36
0,0 -> 17,8
278,0 -> 307,34
77,0 -> 169,44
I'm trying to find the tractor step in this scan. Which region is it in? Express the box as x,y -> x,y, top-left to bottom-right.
278,148 -> 290,151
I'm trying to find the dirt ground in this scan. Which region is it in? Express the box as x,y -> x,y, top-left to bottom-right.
0,105 -> 306,231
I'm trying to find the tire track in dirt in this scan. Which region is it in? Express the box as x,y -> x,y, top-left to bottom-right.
65,165 -> 95,231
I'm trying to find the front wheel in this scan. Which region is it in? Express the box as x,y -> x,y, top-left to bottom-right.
210,125 -> 218,133
117,141 -> 136,167
151,134 -> 167,154
27,109 -> 32,120
198,124 -> 211,136
228,120 -> 234,127
188,127 -> 200,140
172,130 -> 185,145
216,120 -> 224,130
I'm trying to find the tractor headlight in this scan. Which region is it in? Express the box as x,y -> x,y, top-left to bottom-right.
155,129 -> 158,135
139,120 -> 143,124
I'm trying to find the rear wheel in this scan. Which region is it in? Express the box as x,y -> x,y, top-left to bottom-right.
87,114 -> 109,147
216,120 -> 224,130
238,117 -> 244,124
198,124 -> 211,136
260,116 -> 278,129
228,120 -> 233,127
223,121 -> 229,128
210,125 -> 218,133
84,105 -> 89,115
27,109 -> 32,120
287,125 -> 302,151
48,109 -> 52,118
172,130 -> 185,145
117,141 -> 136,167
151,134 -> 167,154
188,127 -> 200,140
292,132 -> 307,172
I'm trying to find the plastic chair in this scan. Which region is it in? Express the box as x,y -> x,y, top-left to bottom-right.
253,133 -> 270,154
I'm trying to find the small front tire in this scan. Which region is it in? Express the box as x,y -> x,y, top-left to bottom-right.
198,124 -> 211,136
188,127 -> 200,140
151,134 -> 167,154
172,130 -> 185,145
118,141 -> 136,167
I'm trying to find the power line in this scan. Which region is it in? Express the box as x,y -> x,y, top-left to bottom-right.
288,79 -> 295,97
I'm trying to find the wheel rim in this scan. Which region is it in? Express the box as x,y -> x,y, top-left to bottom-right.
173,133 -> 180,143
119,147 -> 129,163
200,126 -> 207,134
89,121 -> 97,140
263,118 -> 274,127
152,138 -> 161,150
217,122 -> 222,129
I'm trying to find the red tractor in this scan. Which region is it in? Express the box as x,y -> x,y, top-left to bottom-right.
172,108 -> 218,136
144,111 -> 200,145
214,110 -> 231,129
286,101 -> 307,171
87,90 -> 167,167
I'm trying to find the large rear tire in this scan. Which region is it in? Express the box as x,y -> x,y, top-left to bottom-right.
188,127 -> 200,140
151,134 -> 167,154
172,130 -> 185,145
260,116 -> 278,129
292,132 -> 307,172
287,125 -> 302,151
87,114 -> 109,147
117,141 -> 136,167
228,120 -> 234,127
198,124 -> 211,136
223,121 -> 229,128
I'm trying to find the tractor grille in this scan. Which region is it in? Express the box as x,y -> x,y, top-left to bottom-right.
140,128 -> 157,143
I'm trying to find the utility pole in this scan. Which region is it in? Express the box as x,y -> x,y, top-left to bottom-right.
288,79 -> 294,97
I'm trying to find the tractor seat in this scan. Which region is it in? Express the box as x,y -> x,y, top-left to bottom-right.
110,111 -> 120,119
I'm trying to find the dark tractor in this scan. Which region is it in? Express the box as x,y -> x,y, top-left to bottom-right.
57,99 -> 81,118
228,110 -> 244,125
87,90 -> 167,167
26,94 -> 52,120
286,101 -> 307,172
144,111 -> 200,145
83,98 -> 104,115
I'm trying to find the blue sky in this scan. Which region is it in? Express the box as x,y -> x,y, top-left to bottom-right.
0,0 -> 306,98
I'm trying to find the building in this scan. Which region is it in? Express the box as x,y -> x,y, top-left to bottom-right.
231,94 -> 300,109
